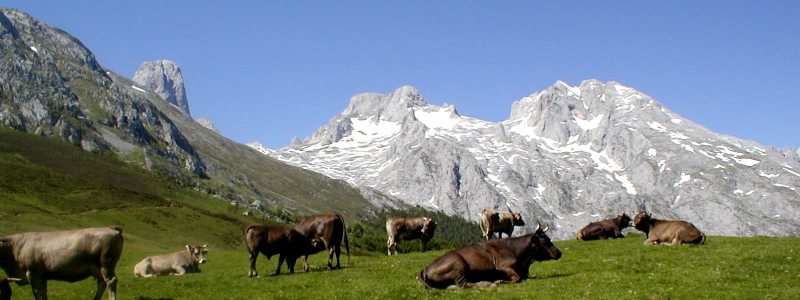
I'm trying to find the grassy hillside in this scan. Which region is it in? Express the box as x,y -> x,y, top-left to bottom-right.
0,128 -> 256,252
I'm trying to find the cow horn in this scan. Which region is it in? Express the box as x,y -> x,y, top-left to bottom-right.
543,225 -> 550,233
534,223 -> 541,232
3,278 -> 21,282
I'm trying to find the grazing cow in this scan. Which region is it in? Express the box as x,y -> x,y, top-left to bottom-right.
386,217 -> 437,255
418,224 -> 561,289
479,208 -> 525,240
245,225 -> 321,277
577,213 -> 632,240
632,211 -> 706,245
293,212 -> 350,270
133,245 -> 208,277
0,226 -> 124,300
1,278 -> 20,300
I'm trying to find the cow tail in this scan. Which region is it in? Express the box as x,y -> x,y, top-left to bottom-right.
110,226 -> 123,235
341,216 -> 350,265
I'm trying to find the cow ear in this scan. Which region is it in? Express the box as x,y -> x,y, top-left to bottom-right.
185,245 -> 192,252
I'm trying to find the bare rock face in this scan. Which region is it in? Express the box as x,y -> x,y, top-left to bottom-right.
133,60 -> 191,116
269,82 -> 800,240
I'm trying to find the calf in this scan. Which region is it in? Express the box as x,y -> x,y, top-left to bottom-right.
0,226 -> 124,300
133,245 -> 208,277
245,225 -> 320,277
419,224 -> 561,289
479,208 -> 525,240
386,217 -> 436,255
577,213 -> 631,240
632,211 -> 706,245
294,213 -> 350,270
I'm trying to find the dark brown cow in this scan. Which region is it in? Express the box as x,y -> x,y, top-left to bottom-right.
386,217 -> 437,255
419,224 -> 561,289
293,212 -> 350,270
1,278 -> 20,300
0,226 -> 124,300
479,208 -> 525,240
632,211 -> 706,245
245,225 -> 320,277
577,213 -> 632,240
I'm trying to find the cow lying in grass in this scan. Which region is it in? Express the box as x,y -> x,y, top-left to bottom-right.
632,211 -> 706,245
134,245 -> 208,277
418,224 -> 561,289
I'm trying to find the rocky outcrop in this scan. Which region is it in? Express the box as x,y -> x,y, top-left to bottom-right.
0,8 -> 205,178
133,60 -> 190,116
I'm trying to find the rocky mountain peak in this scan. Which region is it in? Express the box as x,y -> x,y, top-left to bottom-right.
133,60 -> 191,116
341,85 -> 428,120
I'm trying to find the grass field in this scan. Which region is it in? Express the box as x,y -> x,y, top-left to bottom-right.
4,235 -> 798,299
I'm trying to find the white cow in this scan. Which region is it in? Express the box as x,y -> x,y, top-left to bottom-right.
134,245 -> 208,277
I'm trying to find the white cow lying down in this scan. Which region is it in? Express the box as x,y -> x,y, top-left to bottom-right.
134,245 -> 208,277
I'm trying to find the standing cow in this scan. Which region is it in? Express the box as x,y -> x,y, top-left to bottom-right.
133,245 -> 208,277
479,208 -> 525,240
0,226 -> 124,300
245,225 -> 320,277
386,217 -> 437,255
577,213 -> 632,240
294,212 -> 350,270
632,211 -> 706,245
419,224 -> 561,289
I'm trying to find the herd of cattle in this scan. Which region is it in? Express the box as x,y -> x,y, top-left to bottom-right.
0,210 -> 705,298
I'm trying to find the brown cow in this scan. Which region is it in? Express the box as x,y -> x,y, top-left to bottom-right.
293,212 -> 350,270
133,244 -> 208,277
577,213 -> 632,240
0,226 -> 124,300
418,224 -> 561,289
245,225 -> 321,277
632,211 -> 706,245
479,208 -> 525,240
386,217 -> 437,255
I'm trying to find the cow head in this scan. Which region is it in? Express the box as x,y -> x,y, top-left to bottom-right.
511,212 -> 525,226
421,218 -> 437,239
530,224 -> 561,261
632,211 -> 652,232
617,213 -> 632,229
186,244 -> 208,264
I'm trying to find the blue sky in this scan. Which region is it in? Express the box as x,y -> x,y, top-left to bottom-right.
4,1 -> 799,149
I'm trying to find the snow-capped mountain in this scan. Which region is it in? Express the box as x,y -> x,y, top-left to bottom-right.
261,81 -> 800,240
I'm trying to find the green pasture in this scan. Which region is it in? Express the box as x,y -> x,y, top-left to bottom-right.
4,235 -> 799,299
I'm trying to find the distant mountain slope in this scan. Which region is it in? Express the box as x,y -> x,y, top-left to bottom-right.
0,8 -> 372,218
268,82 -> 800,239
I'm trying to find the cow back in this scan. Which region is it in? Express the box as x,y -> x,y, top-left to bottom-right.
295,213 -> 345,253
0,227 -> 123,283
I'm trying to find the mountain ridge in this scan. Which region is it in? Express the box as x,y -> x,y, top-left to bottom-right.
263,81 -> 800,240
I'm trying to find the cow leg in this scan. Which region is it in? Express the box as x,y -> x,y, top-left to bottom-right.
100,264 -> 117,300
421,239 -> 427,252
93,274 -> 107,300
496,266 -> 522,283
334,243 -> 342,269
302,255 -> 310,272
275,254 -> 285,275
248,251 -> 259,277
386,236 -> 393,256
26,270 -> 47,300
